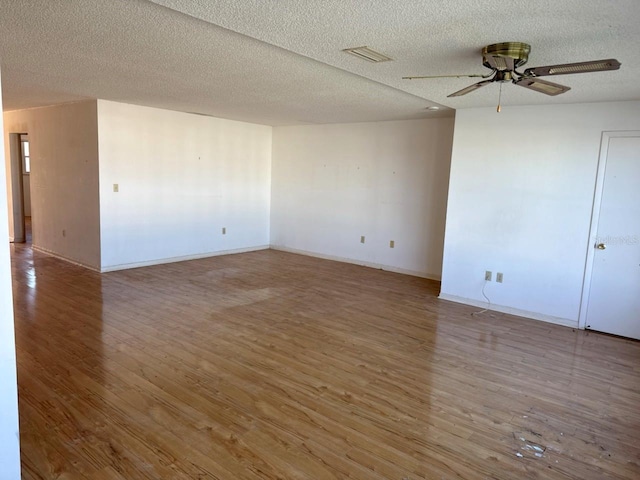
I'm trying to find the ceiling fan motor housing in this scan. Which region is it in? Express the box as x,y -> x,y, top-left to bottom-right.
482,42 -> 531,71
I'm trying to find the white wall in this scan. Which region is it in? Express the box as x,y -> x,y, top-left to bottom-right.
97,101 -> 272,271
0,70 -> 22,480
4,101 -> 101,269
440,101 -> 640,326
271,118 -> 454,279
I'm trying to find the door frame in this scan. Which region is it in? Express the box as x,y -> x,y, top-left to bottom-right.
8,133 -> 26,243
578,130 -> 640,329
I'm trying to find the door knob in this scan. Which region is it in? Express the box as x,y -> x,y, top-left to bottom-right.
596,243 -> 606,250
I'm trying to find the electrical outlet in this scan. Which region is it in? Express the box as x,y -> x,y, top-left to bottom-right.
496,272 -> 503,283
222,227 -> 226,235
360,236 -> 365,244
113,183 -> 119,192
485,270 -> 492,281
390,240 -> 395,248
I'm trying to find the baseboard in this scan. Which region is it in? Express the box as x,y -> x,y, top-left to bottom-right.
270,245 -> 441,281
32,245 -> 101,272
33,242 -> 438,279
101,245 -> 270,272
437,293 -> 579,329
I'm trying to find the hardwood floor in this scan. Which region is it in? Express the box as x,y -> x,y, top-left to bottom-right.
10,244 -> 640,479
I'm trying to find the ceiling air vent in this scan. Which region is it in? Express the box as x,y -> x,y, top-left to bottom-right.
343,46 -> 392,63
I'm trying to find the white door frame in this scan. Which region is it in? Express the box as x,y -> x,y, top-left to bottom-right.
578,130 -> 640,330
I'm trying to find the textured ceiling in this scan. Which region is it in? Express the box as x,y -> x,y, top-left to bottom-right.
1,0 -> 639,126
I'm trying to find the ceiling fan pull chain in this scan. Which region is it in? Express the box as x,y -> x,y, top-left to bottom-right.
497,83 -> 503,113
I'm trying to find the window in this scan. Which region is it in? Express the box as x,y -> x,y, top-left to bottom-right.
20,134 -> 30,174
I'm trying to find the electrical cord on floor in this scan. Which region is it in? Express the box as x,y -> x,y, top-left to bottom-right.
472,279 -> 495,317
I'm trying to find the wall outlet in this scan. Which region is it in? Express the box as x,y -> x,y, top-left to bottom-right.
360,236 -> 365,244
496,272 -> 503,283
113,183 -> 119,192
222,227 -> 226,235
485,270 -> 492,281
389,240 -> 395,248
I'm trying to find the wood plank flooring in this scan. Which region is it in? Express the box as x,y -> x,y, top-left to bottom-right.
10,244 -> 640,479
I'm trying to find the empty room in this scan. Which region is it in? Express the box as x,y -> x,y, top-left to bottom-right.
1,1 -> 639,479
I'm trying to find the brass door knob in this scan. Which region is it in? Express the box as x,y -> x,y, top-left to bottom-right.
596,243 -> 607,250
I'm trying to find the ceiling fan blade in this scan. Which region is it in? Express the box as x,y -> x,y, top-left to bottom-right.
523,59 -> 621,77
447,80 -> 493,97
484,54 -> 515,72
403,73 -> 488,80
514,77 -> 570,96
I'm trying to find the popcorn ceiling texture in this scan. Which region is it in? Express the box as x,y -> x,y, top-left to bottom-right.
1,0 -> 638,125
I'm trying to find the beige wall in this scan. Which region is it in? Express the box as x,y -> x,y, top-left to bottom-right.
4,101 -> 101,269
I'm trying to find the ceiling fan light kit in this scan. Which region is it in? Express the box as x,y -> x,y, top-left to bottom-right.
404,41 -> 621,108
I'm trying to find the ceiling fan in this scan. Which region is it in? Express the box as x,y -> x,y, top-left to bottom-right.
404,42 -> 621,98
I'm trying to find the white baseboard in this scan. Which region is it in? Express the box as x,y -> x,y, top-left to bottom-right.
270,245 -> 441,281
438,293 -> 579,329
100,245 -> 270,272
31,242 -> 438,281
32,245 -> 101,272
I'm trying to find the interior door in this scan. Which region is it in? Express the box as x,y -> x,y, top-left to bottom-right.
585,134 -> 640,339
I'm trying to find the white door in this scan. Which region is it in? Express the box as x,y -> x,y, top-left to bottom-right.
585,133 -> 640,339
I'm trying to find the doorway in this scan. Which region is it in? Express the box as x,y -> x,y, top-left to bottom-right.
581,131 -> 640,340
8,132 -> 31,244
20,134 -> 32,243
